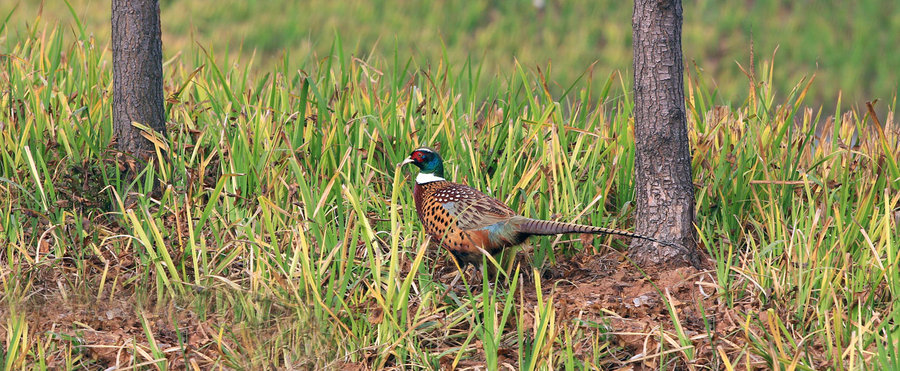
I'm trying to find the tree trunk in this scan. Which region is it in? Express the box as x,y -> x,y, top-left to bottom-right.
630,0 -> 701,268
112,0 -> 166,170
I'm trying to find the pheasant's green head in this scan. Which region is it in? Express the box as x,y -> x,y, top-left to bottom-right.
400,147 -> 445,183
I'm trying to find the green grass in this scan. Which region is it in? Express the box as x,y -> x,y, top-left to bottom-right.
1,8 -> 899,370
2,0 -> 899,108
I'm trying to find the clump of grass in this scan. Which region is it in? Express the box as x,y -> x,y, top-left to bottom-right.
1,9 -> 898,370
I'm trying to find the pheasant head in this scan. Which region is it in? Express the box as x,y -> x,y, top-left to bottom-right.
400,147 -> 446,183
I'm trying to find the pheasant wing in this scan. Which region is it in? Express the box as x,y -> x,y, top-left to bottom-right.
434,184 -> 516,230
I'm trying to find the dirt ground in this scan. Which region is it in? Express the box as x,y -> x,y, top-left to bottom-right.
2,247 -> 753,370
0,289 -> 219,368
425,248 -> 733,370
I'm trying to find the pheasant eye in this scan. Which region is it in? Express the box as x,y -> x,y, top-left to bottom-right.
413,151 -> 425,161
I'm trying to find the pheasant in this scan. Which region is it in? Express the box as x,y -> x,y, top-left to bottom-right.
399,147 -> 678,267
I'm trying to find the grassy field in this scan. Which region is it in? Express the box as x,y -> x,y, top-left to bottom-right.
2,0 -> 899,109
2,3 -> 900,370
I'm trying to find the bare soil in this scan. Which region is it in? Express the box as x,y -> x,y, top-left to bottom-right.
2,247 -> 754,370
428,247 -> 739,370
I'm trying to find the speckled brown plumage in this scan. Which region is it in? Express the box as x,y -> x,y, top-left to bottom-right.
414,180 -> 524,265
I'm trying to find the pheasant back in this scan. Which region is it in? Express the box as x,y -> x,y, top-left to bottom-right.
414,181 -> 527,266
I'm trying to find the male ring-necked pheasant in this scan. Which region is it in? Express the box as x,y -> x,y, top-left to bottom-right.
400,147 -> 676,267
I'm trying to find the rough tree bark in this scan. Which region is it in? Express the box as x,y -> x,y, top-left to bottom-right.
630,0 -> 701,268
112,0 -> 166,172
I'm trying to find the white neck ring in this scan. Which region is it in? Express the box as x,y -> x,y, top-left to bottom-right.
416,172 -> 445,184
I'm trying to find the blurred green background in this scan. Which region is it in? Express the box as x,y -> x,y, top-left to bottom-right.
3,0 -> 898,108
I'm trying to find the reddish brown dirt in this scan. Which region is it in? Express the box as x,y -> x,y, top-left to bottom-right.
541,252 -> 718,368
0,294 -> 223,369
2,248 -> 741,369
431,248 -> 730,370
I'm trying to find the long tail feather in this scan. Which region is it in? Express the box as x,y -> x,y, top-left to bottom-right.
517,218 -> 680,247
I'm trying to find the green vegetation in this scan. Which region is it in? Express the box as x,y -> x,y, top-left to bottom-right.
2,3 -> 899,370
2,0 -> 898,107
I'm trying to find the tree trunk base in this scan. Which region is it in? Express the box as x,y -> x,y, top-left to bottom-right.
628,241 -> 706,270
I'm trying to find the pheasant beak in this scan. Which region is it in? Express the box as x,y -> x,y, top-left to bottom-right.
399,157 -> 415,167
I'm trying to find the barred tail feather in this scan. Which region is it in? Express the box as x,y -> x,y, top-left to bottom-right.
517,218 -> 679,247
517,219 -> 597,235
